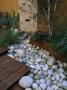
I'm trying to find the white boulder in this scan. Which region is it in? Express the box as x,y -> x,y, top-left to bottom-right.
47,56 -> 55,66
40,83 -> 46,90
25,88 -> 32,90
19,76 -> 33,88
47,87 -> 53,90
17,49 -> 24,57
32,83 -> 38,89
63,80 -> 67,89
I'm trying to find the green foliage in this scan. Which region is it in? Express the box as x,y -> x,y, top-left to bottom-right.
31,31 -> 49,42
0,29 -> 20,46
51,17 -> 67,54
0,11 -> 19,29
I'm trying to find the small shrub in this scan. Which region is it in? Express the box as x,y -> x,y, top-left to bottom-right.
31,31 -> 49,42
0,29 -> 20,46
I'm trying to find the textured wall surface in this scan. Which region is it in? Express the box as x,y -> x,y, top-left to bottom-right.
0,0 -> 18,14
19,0 -> 37,32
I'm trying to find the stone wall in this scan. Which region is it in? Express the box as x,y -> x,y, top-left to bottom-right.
19,0 -> 37,32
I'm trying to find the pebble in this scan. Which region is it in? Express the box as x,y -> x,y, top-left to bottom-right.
52,85 -> 58,90
43,64 -> 48,71
19,76 -> 33,88
25,88 -> 32,90
40,83 -> 46,90
8,39 -> 67,90
63,80 -> 67,89
47,87 -> 53,90
48,70 -> 53,76
47,56 -> 55,66
35,87 -> 41,90
34,74 -> 40,80
32,83 -> 38,89
55,74 -> 60,81
39,79 -> 45,83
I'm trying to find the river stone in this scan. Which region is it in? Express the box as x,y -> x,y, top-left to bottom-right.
25,88 -> 32,90
40,79 -> 45,83
48,70 -> 53,76
32,83 -> 38,89
60,73 -> 65,79
17,49 -> 24,57
8,54 -> 14,58
55,74 -> 60,81
47,87 -> 53,90
36,58 -> 42,63
63,80 -> 67,89
35,87 -> 41,90
43,64 -> 48,71
34,74 -> 40,80
40,83 -> 46,90
47,56 -> 55,66
57,82 -> 63,88
52,85 -> 58,90
19,76 -> 33,88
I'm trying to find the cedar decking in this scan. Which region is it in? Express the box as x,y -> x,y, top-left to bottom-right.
0,55 -> 30,90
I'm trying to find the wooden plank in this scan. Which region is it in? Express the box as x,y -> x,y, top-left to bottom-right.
0,55 -> 30,90
0,47 -> 8,56
8,82 -> 24,90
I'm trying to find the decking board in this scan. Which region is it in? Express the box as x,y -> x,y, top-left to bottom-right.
0,55 -> 30,90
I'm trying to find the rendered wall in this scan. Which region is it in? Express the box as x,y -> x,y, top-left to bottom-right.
19,0 -> 37,32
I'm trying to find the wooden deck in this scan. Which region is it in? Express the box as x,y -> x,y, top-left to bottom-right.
0,55 -> 30,90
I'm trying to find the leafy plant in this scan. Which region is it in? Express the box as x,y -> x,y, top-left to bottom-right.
51,17 -> 67,54
0,29 -> 20,46
0,11 -> 19,29
31,31 -> 49,42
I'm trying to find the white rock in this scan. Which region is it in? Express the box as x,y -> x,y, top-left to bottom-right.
34,74 -> 40,80
47,87 -> 53,90
63,80 -> 67,89
51,77 -> 55,81
53,81 -> 57,85
25,88 -> 32,90
46,80 -> 51,86
59,63 -> 63,68
35,87 -> 41,90
19,76 -> 33,88
58,68 -> 64,73
48,70 -> 53,76
35,64 -> 41,70
63,63 -> 67,67
55,74 -> 60,81
33,70 -> 38,74
52,85 -> 58,90
32,83 -> 38,89
8,54 -> 14,58
40,83 -> 46,90
52,65 -> 57,69
60,73 -> 65,79
40,79 -> 45,83
36,80 -> 40,84
17,49 -> 24,57
36,58 -> 42,63
47,56 -> 55,66
36,46 -> 39,50
57,82 -> 63,88
43,64 -> 48,71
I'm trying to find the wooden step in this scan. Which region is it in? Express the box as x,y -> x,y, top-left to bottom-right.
0,55 -> 30,90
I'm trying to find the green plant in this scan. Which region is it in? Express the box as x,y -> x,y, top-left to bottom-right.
51,17 -> 67,54
0,29 -> 20,46
0,11 -> 19,29
31,31 -> 49,42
